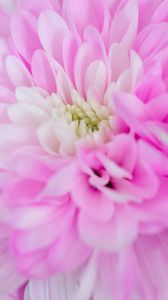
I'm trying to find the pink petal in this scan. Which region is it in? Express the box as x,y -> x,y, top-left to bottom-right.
139,140 -> 168,175
63,33 -> 80,84
6,56 -> 33,87
109,43 -> 129,81
11,204 -> 56,230
106,134 -> 138,173
72,172 -> 115,221
31,50 -> 57,94
133,232 -> 168,298
109,0 -> 138,50
151,0 -> 168,23
17,0 -> 52,16
0,8 -> 10,36
79,208 -> 137,252
63,0 -> 105,37
48,222 -> 91,272
113,92 -> 148,134
11,11 -> 41,63
43,163 -> 77,197
56,70 -> 73,103
84,60 -> 106,102
38,10 -> 69,65
74,42 -> 103,96
135,75 -> 165,102
146,93 -> 168,120
0,239 -> 25,296
136,23 -> 168,59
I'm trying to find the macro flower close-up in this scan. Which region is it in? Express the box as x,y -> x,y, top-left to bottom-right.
1,0 -> 168,299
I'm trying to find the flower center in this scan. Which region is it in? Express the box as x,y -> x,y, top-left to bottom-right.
51,91 -> 111,139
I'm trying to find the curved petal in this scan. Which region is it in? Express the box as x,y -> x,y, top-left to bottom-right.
72,172 -> 115,221
63,0 -> 105,37
79,208 -> 137,252
31,50 -> 57,93
6,56 -> 33,87
109,0 -> 138,50
38,10 -> 69,64
11,11 -> 41,62
8,103 -> 48,127
109,43 -> 129,81
84,60 -> 106,103
74,42 -> 103,96
17,0 -> 52,16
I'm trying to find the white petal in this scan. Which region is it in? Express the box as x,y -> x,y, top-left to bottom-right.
8,103 -> 49,127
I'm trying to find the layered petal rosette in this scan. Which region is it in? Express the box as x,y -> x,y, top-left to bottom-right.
1,0 -> 168,299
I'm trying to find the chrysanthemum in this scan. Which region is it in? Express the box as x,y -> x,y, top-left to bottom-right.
1,0 -> 168,299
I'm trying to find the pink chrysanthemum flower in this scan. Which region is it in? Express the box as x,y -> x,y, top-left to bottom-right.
1,0 -> 168,299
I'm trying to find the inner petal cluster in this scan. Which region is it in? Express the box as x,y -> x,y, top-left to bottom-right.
51,91 -> 111,139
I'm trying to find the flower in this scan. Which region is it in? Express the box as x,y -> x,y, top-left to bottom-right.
1,0 -> 168,299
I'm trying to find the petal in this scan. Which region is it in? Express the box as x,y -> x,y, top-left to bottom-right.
11,204 -> 56,230
11,11 -> 41,62
63,0 -> 105,37
63,33 -> 80,84
113,92 -> 148,134
31,50 -> 57,93
151,0 -> 168,23
109,0 -> 138,49
7,103 -> 49,127
74,42 -> 103,96
6,56 -> 33,87
135,75 -> 165,102
13,202 -> 74,253
48,223 -> 91,272
106,134 -> 138,173
43,163 -> 77,197
84,60 -> 106,103
37,121 -> 59,154
17,0 -> 52,16
139,140 -> 168,175
72,172 -> 115,221
56,70 -> 73,103
79,208 -> 137,252
116,158 -> 159,199
15,87 -> 49,111
109,43 -> 129,81
136,23 -> 168,59
24,257 -> 96,300
133,231 -> 168,299
130,50 -> 144,88
0,239 -> 25,296
0,124 -> 36,152
146,93 -> 168,121
0,8 -> 10,36
38,10 -> 69,64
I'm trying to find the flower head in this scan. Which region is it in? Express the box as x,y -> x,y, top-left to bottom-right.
1,0 -> 168,299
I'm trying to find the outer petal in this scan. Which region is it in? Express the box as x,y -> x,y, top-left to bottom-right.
6,56 -> 33,87
38,10 -> 69,65
78,208 -> 137,252
31,50 -> 57,93
63,0 -> 105,37
109,0 -> 138,50
17,0 -> 52,16
11,11 -> 41,63
24,256 -> 97,300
